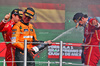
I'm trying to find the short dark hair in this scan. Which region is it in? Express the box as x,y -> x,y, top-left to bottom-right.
10,9 -> 23,19
73,12 -> 88,22
84,14 -> 88,18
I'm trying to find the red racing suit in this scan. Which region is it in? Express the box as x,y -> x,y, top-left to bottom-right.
84,18 -> 100,66
0,20 -> 17,66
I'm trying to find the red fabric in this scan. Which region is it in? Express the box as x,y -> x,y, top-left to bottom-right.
0,42 -> 6,57
0,20 -> 15,41
5,44 -> 16,66
0,20 -> 17,66
0,22 -> 6,30
84,18 -> 100,65
84,47 -> 99,66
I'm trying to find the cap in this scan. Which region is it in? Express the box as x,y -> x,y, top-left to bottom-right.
11,9 -> 23,17
73,13 -> 84,23
24,7 -> 35,19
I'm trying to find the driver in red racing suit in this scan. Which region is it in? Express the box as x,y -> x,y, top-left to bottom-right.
0,9 -> 23,66
73,13 -> 100,66
83,18 -> 100,66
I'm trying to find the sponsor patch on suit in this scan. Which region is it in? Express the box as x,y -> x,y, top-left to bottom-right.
24,29 -> 28,31
12,37 -> 16,39
12,29 -> 17,31
12,32 -> 16,34
30,29 -> 33,31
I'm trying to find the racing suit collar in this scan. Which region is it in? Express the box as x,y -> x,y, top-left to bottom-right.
9,20 -> 15,24
20,19 -> 29,25
84,20 -> 88,28
10,20 -> 14,23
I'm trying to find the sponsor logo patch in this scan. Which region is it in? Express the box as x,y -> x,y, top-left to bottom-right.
12,37 -> 16,39
30,29 -> 33,31
23,36 -> 33,38
24,29 -> 28,31
11,39 -> 16,44
12,29 -> 17,31
12,32 -> 16,34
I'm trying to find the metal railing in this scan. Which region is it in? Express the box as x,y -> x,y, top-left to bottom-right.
1,40 -> 99,66
1,40 -> 64,66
